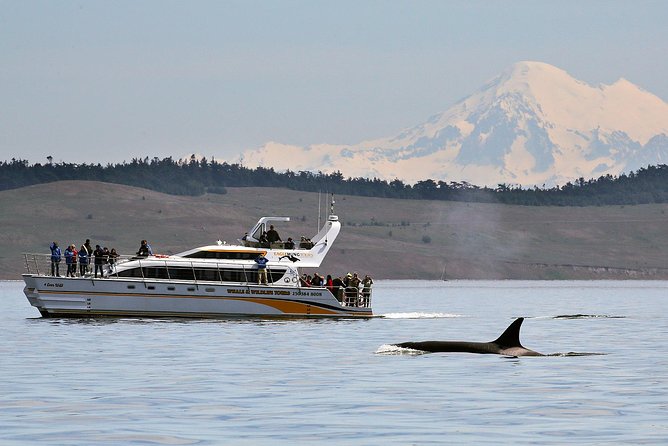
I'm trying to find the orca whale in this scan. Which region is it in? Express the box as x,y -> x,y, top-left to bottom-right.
393,317 -> 543,357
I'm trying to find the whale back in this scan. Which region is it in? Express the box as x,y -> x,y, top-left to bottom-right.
393,317 -> 543,356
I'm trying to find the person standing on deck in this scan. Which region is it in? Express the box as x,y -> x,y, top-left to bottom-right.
64,244 -> 78,277
255,252 -> 269,284
49,241 -> 62,276
108,248 -> 119,270
332,276 -> 344,302
80,239 -> 93,275
82,239 -> 93,259
93,245 -> 105,278
266,225 -> 282,244
362,274 -> 373,306
78,245 -> 89,276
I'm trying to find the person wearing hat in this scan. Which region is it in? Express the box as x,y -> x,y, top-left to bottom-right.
255,252 -> 269,284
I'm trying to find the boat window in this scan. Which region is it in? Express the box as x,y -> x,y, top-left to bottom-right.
127,285 -> 135,289
117,266 -> 287,284
167,286 -> 175,291
252,223 -> 264,241
167,267 -> 195,281
183,251 -> 262,260
194,268 -> 219,282
147,285 -> 155,290
118,268 -> 141,278
205,287 -> 215,292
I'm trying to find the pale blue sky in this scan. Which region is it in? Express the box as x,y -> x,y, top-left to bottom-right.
2,0 -> 667,165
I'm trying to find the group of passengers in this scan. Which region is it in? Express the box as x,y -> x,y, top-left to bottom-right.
48,238 -> 151,278
300,271 -> 373,304
243,225 -> 310,250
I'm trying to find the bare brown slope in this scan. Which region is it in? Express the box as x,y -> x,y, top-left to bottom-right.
2,181 -> 668,280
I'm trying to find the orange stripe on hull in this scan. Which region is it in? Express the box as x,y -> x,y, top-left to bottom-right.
229,297 -> 340,315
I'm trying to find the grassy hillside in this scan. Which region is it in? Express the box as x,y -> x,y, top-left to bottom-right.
2,181 -> 668,280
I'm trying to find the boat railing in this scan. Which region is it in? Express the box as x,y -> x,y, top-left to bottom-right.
340,286 -> 372,308
22,253 -> 286,287
24,253 -> 45,276
22,253 -> 145,277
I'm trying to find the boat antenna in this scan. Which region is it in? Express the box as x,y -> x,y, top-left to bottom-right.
317,190 -> 322,231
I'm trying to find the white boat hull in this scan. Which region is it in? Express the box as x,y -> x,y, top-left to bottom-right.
23,275 -> 373,318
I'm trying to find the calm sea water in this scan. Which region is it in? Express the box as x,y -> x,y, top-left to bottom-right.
2,280 -> 668,445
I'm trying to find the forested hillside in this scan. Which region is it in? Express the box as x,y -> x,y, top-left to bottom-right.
3,182 -> 668,280
2,156 -> 668,206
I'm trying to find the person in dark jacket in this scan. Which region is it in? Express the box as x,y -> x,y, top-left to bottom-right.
311,273 -> 323,286
136,240 -> 152,257
332,276 -> 345,302
93,245 -> 105,278
108,248 -> 119,268
82,239 -> 93,259
49,241 -> 62,276
78,245 -> 89,276
266,225 -> 282,244
107,248 -> 119,277
258,232 -> 269,248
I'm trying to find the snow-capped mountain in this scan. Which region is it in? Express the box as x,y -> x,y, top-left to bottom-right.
238,61 -> 668,186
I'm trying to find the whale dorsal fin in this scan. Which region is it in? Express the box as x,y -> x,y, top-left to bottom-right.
492,317 -> 525,348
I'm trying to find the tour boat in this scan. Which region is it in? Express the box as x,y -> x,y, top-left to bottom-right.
22,209 -> 373,318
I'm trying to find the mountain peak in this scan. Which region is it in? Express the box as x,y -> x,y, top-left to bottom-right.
239,62 -> 668,187
507,60 -> 566,75
492,61 -> 583,96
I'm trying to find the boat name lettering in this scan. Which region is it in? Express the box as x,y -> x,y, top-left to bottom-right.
43,282 -> 63,288
226,288 -> 291,296
274,251 -> 314,258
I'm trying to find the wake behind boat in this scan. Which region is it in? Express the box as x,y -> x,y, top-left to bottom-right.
22,206 -> 373,319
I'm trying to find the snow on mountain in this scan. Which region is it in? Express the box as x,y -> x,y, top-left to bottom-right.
238,61 -> 668,186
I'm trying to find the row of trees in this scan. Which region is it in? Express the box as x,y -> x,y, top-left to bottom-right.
2,156 -> 668,206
